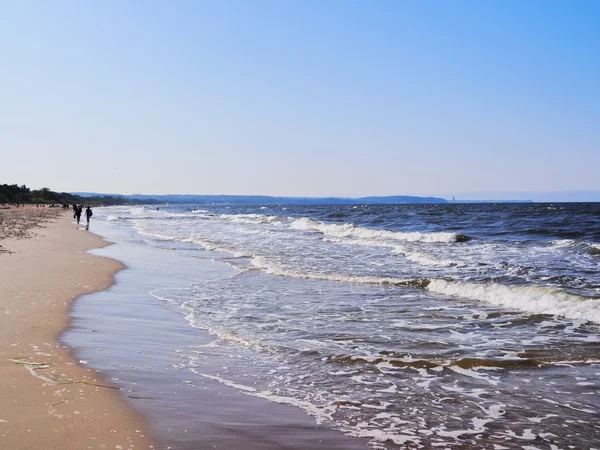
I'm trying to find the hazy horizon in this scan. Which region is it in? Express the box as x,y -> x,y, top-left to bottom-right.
2,1 -> 599,199
65,189 -> 600,203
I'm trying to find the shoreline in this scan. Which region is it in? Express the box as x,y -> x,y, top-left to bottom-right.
0,209 -> 154,449
64,210 -> 370,449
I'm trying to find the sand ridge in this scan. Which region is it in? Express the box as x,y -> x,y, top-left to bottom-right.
0,209 -> 154,449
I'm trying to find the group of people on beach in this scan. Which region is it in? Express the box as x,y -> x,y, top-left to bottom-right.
72,204 -> 93,229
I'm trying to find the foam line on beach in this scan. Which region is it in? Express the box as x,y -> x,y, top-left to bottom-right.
189,369 -> 337,424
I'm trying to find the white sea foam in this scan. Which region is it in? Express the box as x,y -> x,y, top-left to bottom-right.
448,366 -> 500,386
588,242 -> 600,255
189,369 -> 336,424
350,429 -> 421,446
207,328 -> 268,350
148,287 -> 193,304
190,371 -> 258,392
132,225 -> 178,242
128,207 -> 145,215
550,239 -> 575,248
183,237 -> 249,258
550,239 -> 600,256
251,256 -> 427,286
325,236 -> 459,267
427,280 -> 600,324
290,217 -> 460,243
324,236 -> 405,253
220,213 -> 284,225
406,252 -> 459,267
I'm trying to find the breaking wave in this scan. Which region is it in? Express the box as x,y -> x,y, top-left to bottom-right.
290,217 -> 469,243
251,256 -> 430,286
219,213 -> 285,225
427,280 -> 600,324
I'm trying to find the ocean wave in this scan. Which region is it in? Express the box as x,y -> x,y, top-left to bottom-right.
405,252 -> 461,267
290,217 -> 468,243
324,236 -> 406,252
550,239 -> 600,256
550,239 -> 576,248
323,237 -> 458,267
205,328 -> 270,351
132,225 -> 179,241
130,220 -> 247,257
219,213 -> 284,225
129,207 -> 154,216
427,280 -> 600,324
251,256 -> 430,286
182,237 -> 249,258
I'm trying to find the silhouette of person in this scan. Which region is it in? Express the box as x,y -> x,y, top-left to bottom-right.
75,205 -> 82,224
85,206 -> 93,230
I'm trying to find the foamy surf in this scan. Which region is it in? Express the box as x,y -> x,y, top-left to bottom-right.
551,239 -> 600,256
290,217 -> 468,243
427,280 -> 600,324
188,369 -> 337,424
251,256 -> 430,286
93,203 -> 600,450
220,213 -> 285,225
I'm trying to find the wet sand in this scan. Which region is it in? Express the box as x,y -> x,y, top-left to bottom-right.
0,208 -> 153,449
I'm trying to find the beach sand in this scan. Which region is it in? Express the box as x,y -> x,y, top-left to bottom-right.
0,208 -> 153,449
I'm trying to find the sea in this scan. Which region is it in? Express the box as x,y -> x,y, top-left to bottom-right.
85,203 -> 600,448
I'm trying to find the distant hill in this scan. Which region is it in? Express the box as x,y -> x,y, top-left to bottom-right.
70,193 -> 448,205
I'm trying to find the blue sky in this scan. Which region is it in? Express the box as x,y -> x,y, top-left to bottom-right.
1,1 -> 599,200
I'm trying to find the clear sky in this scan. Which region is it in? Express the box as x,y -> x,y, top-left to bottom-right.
1,0 -> 599,200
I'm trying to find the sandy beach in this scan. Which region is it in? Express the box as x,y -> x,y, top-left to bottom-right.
0,208 -> 153,449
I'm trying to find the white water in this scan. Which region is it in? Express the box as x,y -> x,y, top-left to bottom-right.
290,217 -> 460,243
95,205 -> 600,449
427,280 -> 600,324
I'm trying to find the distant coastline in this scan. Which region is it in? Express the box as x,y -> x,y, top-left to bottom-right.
71,193 -> 449,204
72,193 -> 540,205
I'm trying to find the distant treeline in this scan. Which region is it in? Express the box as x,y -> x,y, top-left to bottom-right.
0,184 -> 159,205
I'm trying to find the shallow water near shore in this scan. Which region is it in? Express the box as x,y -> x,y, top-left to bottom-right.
66,203 -> 600,449
63,218 -> 368,449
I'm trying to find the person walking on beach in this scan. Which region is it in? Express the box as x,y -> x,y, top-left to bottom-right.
74,205 -> 82,224
85,206 -> 93,230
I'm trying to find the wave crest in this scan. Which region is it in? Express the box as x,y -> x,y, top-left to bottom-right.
427,280 -> 600,324
251,256 -> 430,286
290,217 -> 467,243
